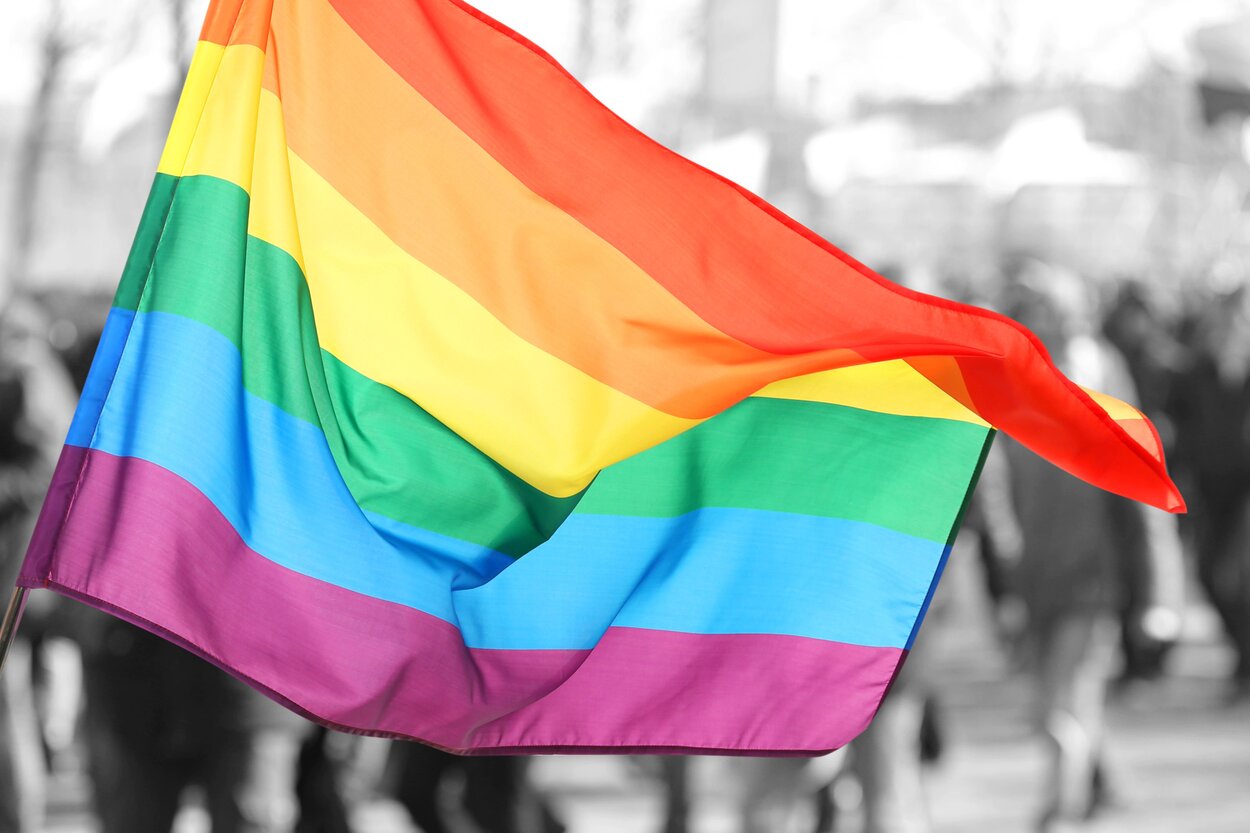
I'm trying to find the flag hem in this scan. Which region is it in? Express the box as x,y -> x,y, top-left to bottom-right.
16,575 -> 877,758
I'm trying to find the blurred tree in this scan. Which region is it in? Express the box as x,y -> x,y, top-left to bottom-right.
574,0 -> 633,77
1,0 -> 76,301
611,0 -> 633,70
914,0 -> 1164,92
575,0 -> 595,77
161,0 -> 195,122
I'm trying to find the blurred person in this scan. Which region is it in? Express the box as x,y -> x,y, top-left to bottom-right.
833,522 -> 977,833
845,655 -> 932,833
982,261 -> 1184,832
28,313 -> 329,833
294,727 -> 355,833
727,753 -> 843,833
725,262 -> 970,833
1101,281 -> 1188,684
623,756 -> 690,833
388,741 -> 565,833
0,295 -> 77,833
657,756 -> 690,833
75,618 -> 314,833
723,658 -> 944,833
838,263 -> 976,833
1101,280 -> 1184,432
730,756 -> 807,833
864,557 -> 982,833
1168,284 -> 1250,696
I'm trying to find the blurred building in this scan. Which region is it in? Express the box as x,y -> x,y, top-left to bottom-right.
4,1 -> 1250,317
522,0 -> 1250,291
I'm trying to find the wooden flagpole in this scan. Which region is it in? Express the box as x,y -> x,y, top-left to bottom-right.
0,587 -> 28,675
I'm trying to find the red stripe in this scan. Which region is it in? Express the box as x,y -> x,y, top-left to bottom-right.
326,0 -> 1182,512
325,0 -> 1012,355
20,447 -> 903,754
199,0 -> 271,48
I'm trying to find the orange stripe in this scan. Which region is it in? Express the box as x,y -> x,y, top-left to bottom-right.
183,0 -> 1184,513
260,0 -> 858,420
1082,388 -> 1164,463
200,0 -> 271,49
1116,418 -> 1160,462
323,0 -> 1183,512
904,356 -> 980,415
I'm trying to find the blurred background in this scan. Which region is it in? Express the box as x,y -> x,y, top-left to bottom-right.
2,1 -> 1249,832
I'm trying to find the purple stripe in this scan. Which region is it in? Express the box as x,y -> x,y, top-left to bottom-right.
20,447 -> 904,754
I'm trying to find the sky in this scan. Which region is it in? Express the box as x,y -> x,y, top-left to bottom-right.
3,1 -> 1250,121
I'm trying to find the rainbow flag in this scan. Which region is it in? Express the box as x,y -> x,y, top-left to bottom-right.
18,0 -> 1181,754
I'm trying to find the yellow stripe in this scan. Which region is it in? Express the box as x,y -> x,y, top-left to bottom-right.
159,42 -> 262,188
1082,387 -> 1143,422
285,147 -> 697,497
153,40 -> 982,490
263,0 -> 863,423
158,45 -> 697,496
158,41 -> 227,176
756,361 -> 990,427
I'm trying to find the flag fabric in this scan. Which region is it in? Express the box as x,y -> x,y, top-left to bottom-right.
18,0 -> 1181,755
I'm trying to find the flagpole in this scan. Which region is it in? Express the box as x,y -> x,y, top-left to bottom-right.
0,587 -> 28,676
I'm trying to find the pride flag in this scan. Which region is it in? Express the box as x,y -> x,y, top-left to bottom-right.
18,0 -> 1181,754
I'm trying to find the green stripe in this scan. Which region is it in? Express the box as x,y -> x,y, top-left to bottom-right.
117,173 -> 579,557
113,173 -> 179,311
115,172 -> 989,551
581,396 -> 991,543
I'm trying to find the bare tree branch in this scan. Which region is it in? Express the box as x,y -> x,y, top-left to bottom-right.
2,0 -> 74,297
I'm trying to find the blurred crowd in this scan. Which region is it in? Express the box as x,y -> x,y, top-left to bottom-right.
4,1 -> 1250,832
2,252 -> 1249,833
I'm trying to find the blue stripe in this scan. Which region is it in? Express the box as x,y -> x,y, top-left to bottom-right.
78,311 -> 515,620
74,309 -> 947,650
460,510 -> 944,650
66,308 -> 138,448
